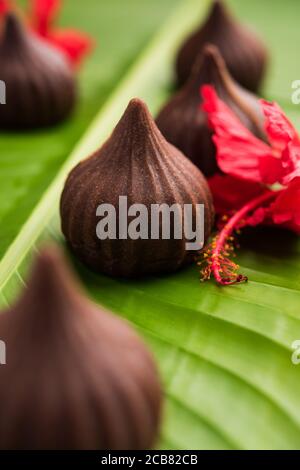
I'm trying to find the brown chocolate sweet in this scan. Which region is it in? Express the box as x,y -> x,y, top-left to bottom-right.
157,45 -> 266,176
0,14 -> 77,129
0,246 -> 162,450
60,98 -> 214,278
176,0 -> 268,92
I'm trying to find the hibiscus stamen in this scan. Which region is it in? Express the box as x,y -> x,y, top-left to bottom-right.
199,190 -> 278,286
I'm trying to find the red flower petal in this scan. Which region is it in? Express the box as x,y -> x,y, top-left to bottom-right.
279,140 -> 300,185
208,174 -> 266,215
261,99 -> 299,148
261,99 -> 300,185
29,0 -> 94,66
0,0 -> 11,15
30,0 -> 61,35
201,85 -> 279,185
246,207 -> 269,227
46,29 -> 94,66
270,177 -> 300,234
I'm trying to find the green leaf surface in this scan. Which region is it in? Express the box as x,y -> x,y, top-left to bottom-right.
1,0 -> 300,450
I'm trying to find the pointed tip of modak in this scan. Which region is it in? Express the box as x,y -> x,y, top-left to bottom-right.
31,244 -> 76,286
22,244 -> 83,313
125,97 -> 154,123
113,97 -> 162,141
128,97 -> 147,109
204,0 -> 233,30
209,0 -> 229,20
187,43 -> 228,89
196,43 -> 227,73
2,12 -> 25,42
199,44 -> 225,68
32,245 -> 68,278
211,0 -> 225,13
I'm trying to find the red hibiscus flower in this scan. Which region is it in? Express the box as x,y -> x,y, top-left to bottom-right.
0,0 -> 93,67
0,0 -> 10,15
199,84 -> 300,285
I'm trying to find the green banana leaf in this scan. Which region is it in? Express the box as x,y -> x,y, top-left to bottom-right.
1,0 -> 300,450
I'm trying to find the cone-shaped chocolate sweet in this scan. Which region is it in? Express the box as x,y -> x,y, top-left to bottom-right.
0,246 -> 162,450
157,45 -> 265,176
60,98 -> 214,277
176,0 -> 268,91
0,14 -> 76,129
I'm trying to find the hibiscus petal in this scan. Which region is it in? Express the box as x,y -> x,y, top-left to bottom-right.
246,207 -> 269,227
30,0 -> 61,35
29,0 -> 94,67
0,0 -> 11,15
261,99 -> 299,148
208,174 -> 266,215
201,85 -> 277,184
279,140 -> 300,185
46,29 -> 94,66
261,99 -> 300,185
270,177 -> 300,234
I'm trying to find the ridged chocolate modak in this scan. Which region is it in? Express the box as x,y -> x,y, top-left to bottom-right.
0,246 -> 162,450
157,45 -> 265,176
176,0 -> 268,92
0,14 -> 76,129
60,98 -> 214,277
